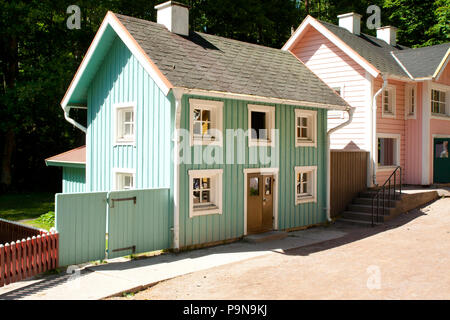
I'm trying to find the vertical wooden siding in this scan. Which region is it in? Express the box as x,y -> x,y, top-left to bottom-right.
330,151 -> 368,217
290,27 -> 371,151
179,95 -> 327,248
62,167 -> 86,193
87,36 -> 172,192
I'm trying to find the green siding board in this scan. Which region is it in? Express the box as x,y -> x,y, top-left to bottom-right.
62,167 -> 86,193
87,37 -> 172,192
178,95 -> 328,247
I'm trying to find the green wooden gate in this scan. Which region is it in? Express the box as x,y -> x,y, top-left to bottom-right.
434,138 -> 450,183
56,192 -> 108,266
55,188 -> 171,266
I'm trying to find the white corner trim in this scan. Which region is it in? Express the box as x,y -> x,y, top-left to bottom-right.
243,167 -> 279,235
61,12 -> 172,110
247,104 -> 276,147
433,48 -> 450,80
282,16 -> 379,78
188,98 -> 224,147
188,169 -> 223,218
294,166 -> 317,205
422,81 -> 431,185
294,109 -> 317,148
390,52 -> 415,80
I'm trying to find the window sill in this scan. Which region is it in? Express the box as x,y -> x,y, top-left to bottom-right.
431,113 -> 450,121
406,113 -> 416,120
249,139 -> 274,147
114,139 -> 135,146
190,205 -> 221,217
295,196 -> 316,205
191,137 -> 222,146
381,112 -> 396,119
295,140 -> 316,148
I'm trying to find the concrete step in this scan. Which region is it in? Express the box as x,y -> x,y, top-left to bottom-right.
341,211 -> 385,223
347,203 -> 393,215
359,190 -> 402,199
244,231 -> 288,243
337,218 -> 381,227
353,197 -> 399,207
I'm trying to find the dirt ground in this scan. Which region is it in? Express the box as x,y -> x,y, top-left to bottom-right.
114,197 -> 450,300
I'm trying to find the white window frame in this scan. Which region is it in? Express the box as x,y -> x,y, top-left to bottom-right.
376,133 -> 401,171
294,166 -> 317,205
188,169 -> 223,218
114,103 -> 136,145
294,109 -> 317,147
381,85 -> 396,118
430,84 -> 450,119
405,84 -> 417,119
189,99 -> 223,146
113,169 -> 136,191
248,104 -> 276,147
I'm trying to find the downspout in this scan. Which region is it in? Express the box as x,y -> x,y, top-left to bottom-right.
326,106 -> 355,222
371,75 -> 388,185
63,106 -> 87,133
171,88 -> 184,250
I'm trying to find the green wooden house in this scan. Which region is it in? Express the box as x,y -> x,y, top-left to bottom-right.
46,1 -> 351,249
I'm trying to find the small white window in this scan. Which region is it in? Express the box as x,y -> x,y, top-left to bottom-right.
294,166 -> 317,205
431,89 -> 447,115
115,104 -> 136,144
189,169 -> 223,217
189,99 -> 223,146
405,85 -> 416,118
295,109 -> 317,147
377,134 -> 400,169
114,171 -> 135,190
248,104 -> 275,147
382,85 -> 396,118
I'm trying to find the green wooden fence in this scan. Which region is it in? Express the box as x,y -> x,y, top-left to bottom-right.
55,188 -> 171,266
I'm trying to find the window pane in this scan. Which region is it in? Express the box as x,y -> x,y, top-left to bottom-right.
193,122 -> 202,135
301,127 -> 307,138
193,191 -> 200,203
378,138 -> 396,166
251,111 -> 267,140
436,141 -> 449,158
301,117 -> 307,127
193,178 -> 200,190
264,177 -> 271,195
202,121 -> 210,136
125,111 -> 133,122
249,177 -> 259,196
202,178 -> 210,189
193,109 -> 201,121
124,123 -> 133,136
201,190 -> 210,203
202,110 -> 210,122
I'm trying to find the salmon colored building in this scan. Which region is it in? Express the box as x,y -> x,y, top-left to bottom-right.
283,13 -> 450,186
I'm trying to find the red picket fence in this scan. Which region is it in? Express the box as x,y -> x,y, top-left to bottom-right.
0,218 -> 43,244
0,232 -> 59,287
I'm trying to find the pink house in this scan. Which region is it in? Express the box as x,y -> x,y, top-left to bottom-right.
283,13 -> 450,186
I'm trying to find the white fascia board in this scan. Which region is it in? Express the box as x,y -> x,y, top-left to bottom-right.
390,52 -> 414,80
61,12 -> 172,110
434,49 -> 450,80
282,16 -> 380,78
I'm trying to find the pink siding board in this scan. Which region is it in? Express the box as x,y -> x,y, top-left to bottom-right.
435,60 -> 450,86
290,27 -> 370,151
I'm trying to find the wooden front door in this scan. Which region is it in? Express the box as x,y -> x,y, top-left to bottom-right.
247,173 -> 274,234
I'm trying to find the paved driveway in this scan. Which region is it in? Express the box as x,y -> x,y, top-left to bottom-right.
119,197 -> 450,300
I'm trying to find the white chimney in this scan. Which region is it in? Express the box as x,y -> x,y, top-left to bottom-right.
155,1 -> 190,36
376,26 -> 398,46
337,12 -> 362,35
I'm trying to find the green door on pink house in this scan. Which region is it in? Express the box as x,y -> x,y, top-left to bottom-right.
433,138 -> 450,183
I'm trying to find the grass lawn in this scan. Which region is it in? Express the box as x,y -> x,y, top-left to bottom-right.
0,192 -> 55,230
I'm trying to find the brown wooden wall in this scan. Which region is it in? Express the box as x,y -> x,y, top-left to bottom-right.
0,218 -> 42,244
330,150 -> 368,218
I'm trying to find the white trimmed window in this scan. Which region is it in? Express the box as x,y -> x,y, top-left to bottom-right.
294,166 -> 317,205
405,85 -> 416,118
382,85 -> 396,118
189,169 -> 223,217
189,99 -> 223,146
114,171 -> 135,190
295,109 -> 317,147
248,104 -> 275,147
431,89 -> 447,115
114,104 -> 136,144
377,134 -> 400,169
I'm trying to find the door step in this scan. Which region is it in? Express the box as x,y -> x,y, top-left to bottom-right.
244,231 -> 288,243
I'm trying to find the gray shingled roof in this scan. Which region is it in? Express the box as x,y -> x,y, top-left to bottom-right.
115,13 -> 348,108
393,43 -> 450,78
318,20 -> 409,77
318,20 -> 450,80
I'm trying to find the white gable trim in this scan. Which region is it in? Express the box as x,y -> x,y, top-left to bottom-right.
434,48 -> 450,80
282,16 -> 380,78
61,12 -> 172,109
